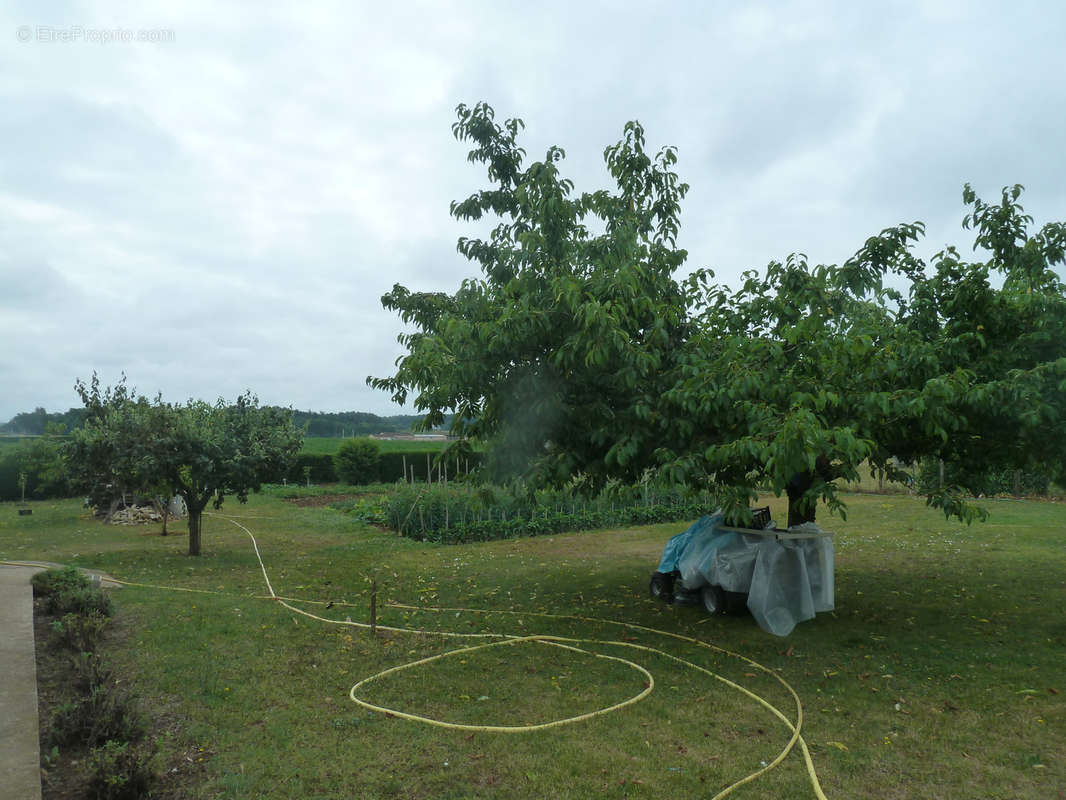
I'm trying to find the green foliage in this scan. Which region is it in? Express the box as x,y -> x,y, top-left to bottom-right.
287,409 -> 444,437
372,105 -> 1066,526
51,611 -> 110,653
333,438 -> 382,485
0,429 -> 71,501
0,406 -> 87,435
915,460 -> 1051,497
370,102 -> 692,488
47,622 -> 145,752
285,452 -> 337,483
86,739 -> 157,800
285,443 -> 483,484
362,481 -> 716,543
49,682 -> 144,749
31,565 -> 91,597
69,652 -> 116,695
67,374 -> 304,555
33,566 -> 112,618
378,447 -> 482,482
45,584 -> 114,618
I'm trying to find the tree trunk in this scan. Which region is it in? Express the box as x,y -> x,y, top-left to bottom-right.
786,471 -> 818,527
188,509 -> 202,556
151,496 -> 169,536
104,497 -> 121,524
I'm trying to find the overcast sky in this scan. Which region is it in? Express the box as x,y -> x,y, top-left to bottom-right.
2,0 -> 1064,422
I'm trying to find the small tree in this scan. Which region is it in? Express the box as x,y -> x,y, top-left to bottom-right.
166,395 -> 303,555
68,376 -> 303,555
334,438 -> 382,485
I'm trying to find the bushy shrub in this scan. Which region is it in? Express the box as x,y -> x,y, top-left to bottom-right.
45,584 -> 114,618
333,438 -> 382,485
31,565 -> 91,598
52,611 -> 110,653
87,739 -> 157,800
69,652 -> 115,695
49,681 -> 144,748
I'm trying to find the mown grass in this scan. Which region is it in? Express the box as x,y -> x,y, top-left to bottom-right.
2,492 -> 1063,799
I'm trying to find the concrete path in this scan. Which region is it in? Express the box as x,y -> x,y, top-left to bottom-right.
0,564 -> 44,800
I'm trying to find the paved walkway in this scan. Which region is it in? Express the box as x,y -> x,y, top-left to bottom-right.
0,564 -> 44,800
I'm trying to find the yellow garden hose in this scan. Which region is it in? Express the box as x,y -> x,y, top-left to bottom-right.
349,635 -> 656,733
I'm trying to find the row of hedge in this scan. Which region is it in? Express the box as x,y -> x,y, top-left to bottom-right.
33,567 -> 156,799
915,460 -> 1053,497
0,441 -> 479,500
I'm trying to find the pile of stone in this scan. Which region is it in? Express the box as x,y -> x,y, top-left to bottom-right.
110,505 -> 166,525
93,496 -> 187,525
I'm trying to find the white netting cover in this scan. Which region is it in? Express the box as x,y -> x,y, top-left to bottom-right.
667,515 -> 835,636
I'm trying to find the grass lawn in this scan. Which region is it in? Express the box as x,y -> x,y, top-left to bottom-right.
2,492 -> 1063,799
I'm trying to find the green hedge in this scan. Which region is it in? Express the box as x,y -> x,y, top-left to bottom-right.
378,450 -> 482,483
916,460 -> 1051,496
0,451 -> 21,500
284,453 -> 336,484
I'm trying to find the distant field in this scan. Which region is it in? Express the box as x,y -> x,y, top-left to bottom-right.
300,436 -> 449,455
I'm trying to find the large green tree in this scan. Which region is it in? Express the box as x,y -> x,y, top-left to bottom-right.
68,376 -> 303,555
370,102 -> 691,486
660,185 -> 1066,525
373,103 -> 1066,525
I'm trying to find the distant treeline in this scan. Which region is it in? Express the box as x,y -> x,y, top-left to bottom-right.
1,405 -> 444,438
0,407 -> 88,435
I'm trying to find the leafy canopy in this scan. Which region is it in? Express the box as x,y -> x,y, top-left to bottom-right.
370,102 -> 691,486
372,103 -> 1066,525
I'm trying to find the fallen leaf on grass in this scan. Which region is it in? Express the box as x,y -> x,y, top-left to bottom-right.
826,741 -> 849,751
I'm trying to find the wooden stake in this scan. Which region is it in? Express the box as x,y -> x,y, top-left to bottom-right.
370,578 -> 377,636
